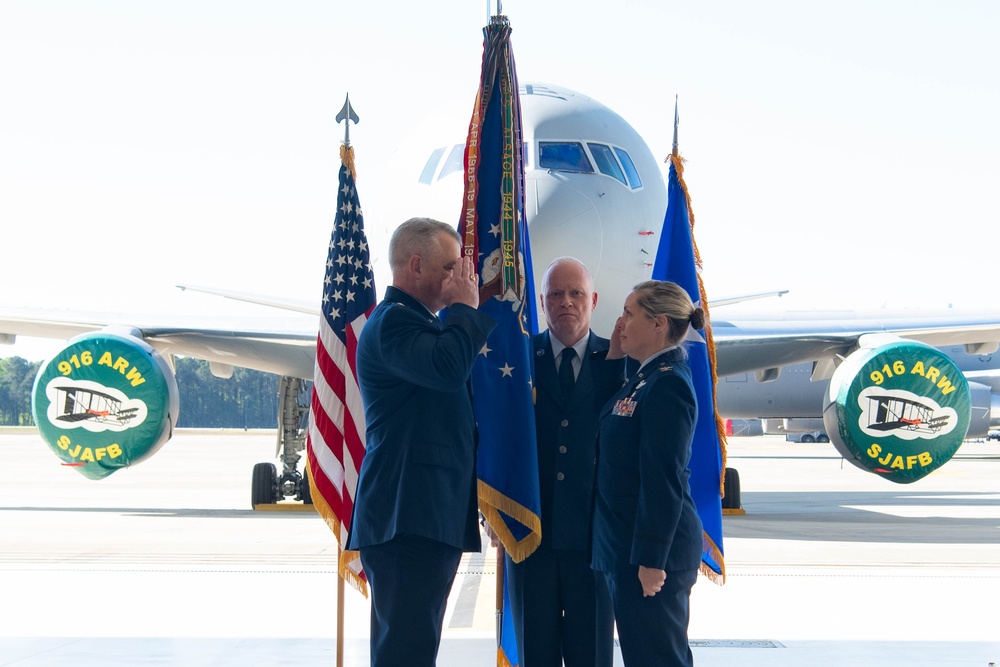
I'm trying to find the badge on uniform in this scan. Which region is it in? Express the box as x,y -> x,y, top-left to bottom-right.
612,396 -> 637,417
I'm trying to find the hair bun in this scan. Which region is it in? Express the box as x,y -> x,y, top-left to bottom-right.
689,307 -> 706,330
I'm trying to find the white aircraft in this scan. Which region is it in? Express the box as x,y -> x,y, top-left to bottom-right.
3,83 -> 1000,503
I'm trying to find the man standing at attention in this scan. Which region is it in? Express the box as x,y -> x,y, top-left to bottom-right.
347,217 -> 496,667
507,256 -> 623,667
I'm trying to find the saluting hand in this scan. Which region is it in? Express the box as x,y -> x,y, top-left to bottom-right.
607,316 -> 625,359
638,565 -> 666,597
441,255 -> 480,309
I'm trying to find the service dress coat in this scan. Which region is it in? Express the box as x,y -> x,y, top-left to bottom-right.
346,286 -> 496,553
533,330 -> 623,550
591,346 -> 703,575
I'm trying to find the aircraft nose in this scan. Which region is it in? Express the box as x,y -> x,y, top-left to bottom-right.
526,175 -> 603,281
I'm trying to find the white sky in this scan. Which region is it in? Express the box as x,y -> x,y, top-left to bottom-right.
2,0 -> 999,361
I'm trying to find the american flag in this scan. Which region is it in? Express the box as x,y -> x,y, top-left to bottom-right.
306,145 -> 374,595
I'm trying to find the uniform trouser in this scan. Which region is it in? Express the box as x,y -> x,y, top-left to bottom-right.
360,535 -> 463,667
507,546 -> 614,667
602,566 -> 698,667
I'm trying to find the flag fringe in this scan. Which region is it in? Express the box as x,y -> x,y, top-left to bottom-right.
497,648 -> 516,667
307,465 -> 369,598
478,480 -> 542,563
340,144 -> 356,181
668,153 -> 729,500
700,530 -> 726,585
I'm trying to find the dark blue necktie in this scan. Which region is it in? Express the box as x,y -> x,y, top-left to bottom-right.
559,347 -> 576,399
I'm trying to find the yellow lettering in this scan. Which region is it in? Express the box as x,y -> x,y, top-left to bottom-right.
108,444 -> 123,458
890,455 -> 905,469
99,351 -> 114,367
879,451 -> 892,465
69,445 -> 81,458
910,360 -> 925,377
937,376 -> 955,395
80,448 -> 95,463
126,367 -> 145,387
925,366 -> 940,384
95,447 -> 107,461
867,444 -> 882,458
906,455 -> 918,469
58,435 -> 71,450
918,452 -> 933,466
113,357 -> 129,373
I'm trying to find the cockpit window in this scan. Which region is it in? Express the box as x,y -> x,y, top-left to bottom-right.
614,147 -> 642,189
538,142 -> 593,173
588,143 -> 626,186
438,144 -> 465,180
419,147 -> 446,185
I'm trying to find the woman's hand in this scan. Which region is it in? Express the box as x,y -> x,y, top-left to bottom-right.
607,316 -> 625,359
638,565 -> 666,597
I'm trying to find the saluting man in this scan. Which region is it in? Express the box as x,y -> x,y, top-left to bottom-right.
347,217 -> 496,667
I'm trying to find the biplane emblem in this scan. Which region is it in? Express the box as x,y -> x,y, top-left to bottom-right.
44,378 -> 148,433
856,387 -> 958,441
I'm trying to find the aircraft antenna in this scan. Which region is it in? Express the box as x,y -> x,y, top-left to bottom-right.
672,94 -> 679,157
336,94 -> 360,147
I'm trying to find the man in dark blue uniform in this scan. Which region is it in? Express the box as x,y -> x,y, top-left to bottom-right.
507,257 -> 623,667
347,217 -> 496,667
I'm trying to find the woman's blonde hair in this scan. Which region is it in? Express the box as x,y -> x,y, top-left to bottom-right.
631,280 -> 705,345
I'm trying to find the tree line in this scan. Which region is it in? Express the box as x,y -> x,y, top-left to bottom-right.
0,356 -> 281,428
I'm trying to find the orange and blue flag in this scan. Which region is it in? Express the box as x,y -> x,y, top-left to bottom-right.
458,15 -> 540,666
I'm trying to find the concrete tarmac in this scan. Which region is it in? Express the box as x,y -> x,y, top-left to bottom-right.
1,428 -> 997,666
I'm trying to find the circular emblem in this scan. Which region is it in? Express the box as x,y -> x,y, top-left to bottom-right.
32,331 -> 179,480
822,338 -> 970,483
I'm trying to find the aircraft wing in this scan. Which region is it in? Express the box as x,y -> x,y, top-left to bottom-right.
713,313 -> 1000,378
6,307 -> 1000,383
0,308 -> 318,379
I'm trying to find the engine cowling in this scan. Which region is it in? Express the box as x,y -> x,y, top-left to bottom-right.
822,335 -> 970,484
31,329 -> 180,480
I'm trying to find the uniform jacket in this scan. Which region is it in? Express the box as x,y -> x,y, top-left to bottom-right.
590,347 -> 704,573
346,285 -> 496,553
533,330 -> 625,551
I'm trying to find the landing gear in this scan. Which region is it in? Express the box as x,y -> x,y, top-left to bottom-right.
250,376 -> 314,509
722,467 -> 742,511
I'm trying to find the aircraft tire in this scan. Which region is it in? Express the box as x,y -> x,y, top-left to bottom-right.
801,434 -> 816,443
299,469 -> 313,505
722,467 -> 741,510
251,462 -> 278,507
817,434 -> 830,443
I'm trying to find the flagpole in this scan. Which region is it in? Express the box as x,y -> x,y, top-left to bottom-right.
671,94 -> 679,158
334,93 -> 359,667
337,544 -> 345,667
495,542 -> 505,651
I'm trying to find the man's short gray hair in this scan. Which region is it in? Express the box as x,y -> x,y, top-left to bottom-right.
389,218 -> 461,271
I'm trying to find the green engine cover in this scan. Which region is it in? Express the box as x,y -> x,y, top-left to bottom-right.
822,338 -> 970,483
32,331 -> 179,480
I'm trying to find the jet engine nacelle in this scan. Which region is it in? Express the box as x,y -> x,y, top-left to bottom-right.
822,336 -> 971,484
31,328 -> 180,480
966,381 -> 994,438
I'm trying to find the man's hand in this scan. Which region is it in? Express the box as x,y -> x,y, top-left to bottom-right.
441,255 -> 480,309
638,565 -> 666,597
